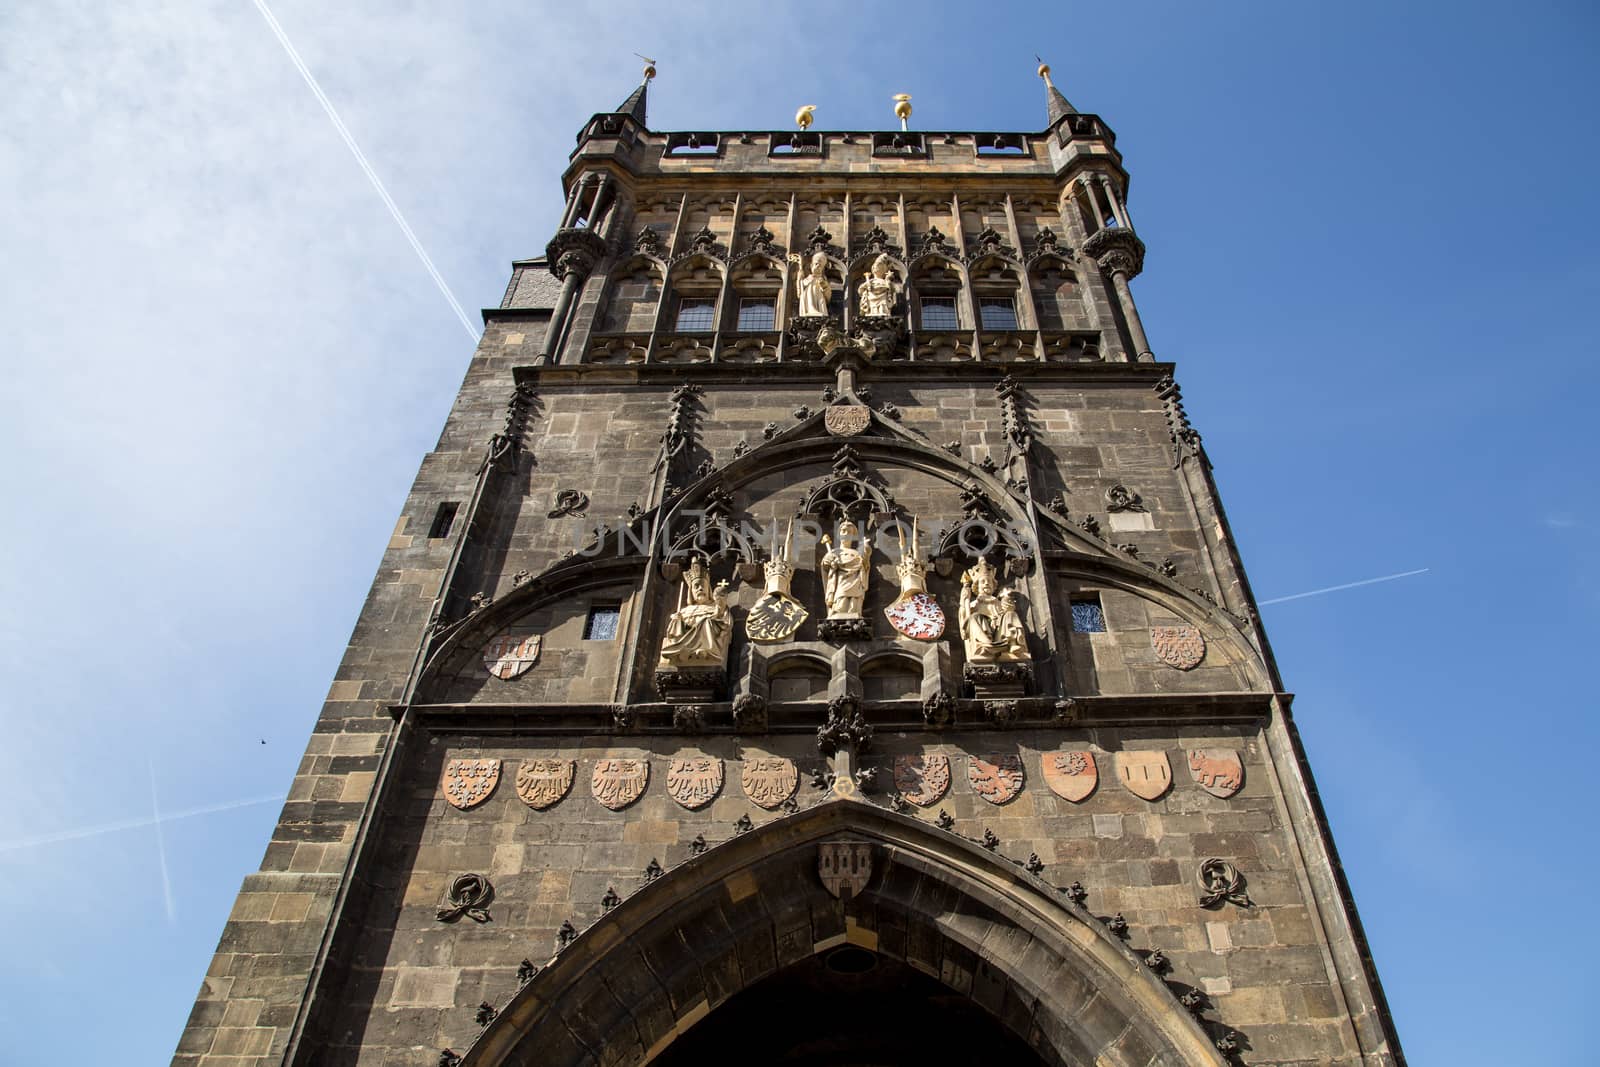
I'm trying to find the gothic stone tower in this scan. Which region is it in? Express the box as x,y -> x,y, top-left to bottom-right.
178,69 -> 1404,1067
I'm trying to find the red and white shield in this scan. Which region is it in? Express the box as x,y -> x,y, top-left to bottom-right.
515,758 -> 575,810
483,630 -> 542,680
885,592 -> 946,641
741,757 -> 798,809
968,755 -> 1025,805
893,754 -> 951,807
591,758 -> 649,811
1041,750 -> 1098,803
1115,750 -> 1172,801
1151,625 -> 1205,671
818,841 -> 873,899
666,756 -> 724,810
1187,749 -> 1244,798
442,758 -> 500,809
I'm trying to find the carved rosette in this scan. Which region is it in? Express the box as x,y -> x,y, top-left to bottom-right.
1082,227 -> 1146,280
544,227 -> 608,281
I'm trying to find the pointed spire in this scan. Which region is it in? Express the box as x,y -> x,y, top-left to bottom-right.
615,58 -> 655,126
1036,60 -> 1077,127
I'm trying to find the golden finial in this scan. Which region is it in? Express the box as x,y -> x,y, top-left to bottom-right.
893,93 -> 912,131
1036,56 -> 1055,87
796,105 -> 816,131
633,52 -> 657,81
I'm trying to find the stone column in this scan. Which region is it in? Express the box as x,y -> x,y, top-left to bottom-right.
1077,176 -> 1105,233
1082,227 -> 1153,362
1097,175 -> 1133,230
540,228 -> 607,364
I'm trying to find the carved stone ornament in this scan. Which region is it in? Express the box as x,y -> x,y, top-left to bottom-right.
1187,749 -> 1244,799
789,250 -> 832,319
436,873 -> 493,923
893,754 -> 951,807
1041,750 -> 1098,803
817,840 -> 873,900
741,757 -> 799,809
666,756 -> 724,810
857,253 -> 900,317
968,755 -> 1025,805
1197,858 -> 1254,909
482,630 -> 542,681
1151,625 -> 1206,671
591,758 -> 649,811
547,488 -> 590,518
1115,750 -> 1172,801
514,758 -> 575,810
442,758 -> 500,810
824,405 -> 871,436
1103,483 -> 1145,513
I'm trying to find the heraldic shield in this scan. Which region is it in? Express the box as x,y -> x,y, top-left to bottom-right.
746,592 -> 807,642
885,592 -> 945,641
968,755 -> 1025,805
1187,748 -> 1244,798
591,758 -> 649,811
1150,625 -> 1205,671
515,758 -> 575,810
818,840 -> 873,899
1115,750 -> 1172,801
482,630 -> 541,680
741,757 -> 798,809
667,756 -> 724,810
893,754 -> 951,807
1041,750 -> 1098,803
442,758 -> 500,810
824,405 -> 871,436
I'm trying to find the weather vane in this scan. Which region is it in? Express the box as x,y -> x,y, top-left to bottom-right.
795,104 -> 816,131
632,52 -> 657,81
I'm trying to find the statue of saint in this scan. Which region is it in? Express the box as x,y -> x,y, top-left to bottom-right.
857,253 -> 898,318
788,251 -> 832,318
820,517 -> 871,620
658,558 -> 732,668
958,558 -> 1029,663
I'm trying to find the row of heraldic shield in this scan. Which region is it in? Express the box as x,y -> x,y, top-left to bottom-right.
440,748 -> 1243,812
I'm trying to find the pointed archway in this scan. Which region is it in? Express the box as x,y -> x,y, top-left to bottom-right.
464,798 -> 1225,1066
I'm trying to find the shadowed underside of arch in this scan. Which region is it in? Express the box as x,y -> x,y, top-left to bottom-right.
464,798 -> 1225,1067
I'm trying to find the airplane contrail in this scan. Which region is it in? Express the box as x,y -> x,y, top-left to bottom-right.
1259,568 -> 1430,606
149,756 -> 177,923
248,0 -> 481,342
0,794 -> 284,853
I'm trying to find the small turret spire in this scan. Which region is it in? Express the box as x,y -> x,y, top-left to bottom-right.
615,57 -> 655,126
1036,59 -> 1077,127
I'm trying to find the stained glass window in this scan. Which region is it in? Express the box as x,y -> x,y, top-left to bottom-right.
584,606 -> 621,641
1070,597 -> 1105,633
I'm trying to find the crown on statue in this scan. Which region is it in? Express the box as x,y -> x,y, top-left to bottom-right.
895,555 -> 926,579
965,557 -> 998,586
764,557 -> 795,581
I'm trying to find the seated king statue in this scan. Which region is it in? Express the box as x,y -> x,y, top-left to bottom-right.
658,558 -> 733,669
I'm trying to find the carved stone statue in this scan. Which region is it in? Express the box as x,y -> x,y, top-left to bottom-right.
857,254 -> 898,318
820,517 -> 871,620
658,558 -> 732,668
958,558 -> 1030,663
789,251 -> 832,319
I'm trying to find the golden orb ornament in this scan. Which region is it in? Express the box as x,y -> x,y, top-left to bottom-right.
795,105 -> 816,131
892,93 -> 912,130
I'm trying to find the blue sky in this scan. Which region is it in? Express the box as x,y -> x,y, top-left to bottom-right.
1,1 -> 1595,1062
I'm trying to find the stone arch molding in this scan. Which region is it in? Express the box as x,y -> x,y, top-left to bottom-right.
463,799 -> 1225,1067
